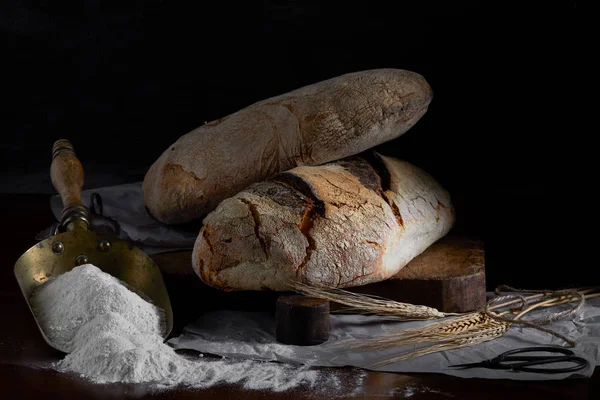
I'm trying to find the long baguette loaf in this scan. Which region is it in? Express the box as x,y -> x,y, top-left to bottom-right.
143,69 -> 432,224
192,152 -> 454,291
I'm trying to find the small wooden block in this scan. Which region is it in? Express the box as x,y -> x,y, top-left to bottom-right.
346,237 -> 486,313
275,295 -> 330,346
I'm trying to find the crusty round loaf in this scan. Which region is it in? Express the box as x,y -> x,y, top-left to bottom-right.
192,152 -> 454,291
143,69 -> 433,224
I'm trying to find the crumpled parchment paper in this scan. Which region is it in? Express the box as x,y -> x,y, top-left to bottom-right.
168,297 -> 600,381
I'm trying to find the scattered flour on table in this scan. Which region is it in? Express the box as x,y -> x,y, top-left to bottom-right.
393,385 -> 454,398
29,264 -> 334,392
402,386 -> 417,397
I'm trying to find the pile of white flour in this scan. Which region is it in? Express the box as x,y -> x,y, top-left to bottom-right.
30,264 -> 322,391
31,263 -> 166,353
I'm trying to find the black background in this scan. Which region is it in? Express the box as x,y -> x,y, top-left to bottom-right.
2,1 -> 581,289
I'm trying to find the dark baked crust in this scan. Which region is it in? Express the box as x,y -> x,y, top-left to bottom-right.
192,153 -> 454,291
143,69 -> 433,224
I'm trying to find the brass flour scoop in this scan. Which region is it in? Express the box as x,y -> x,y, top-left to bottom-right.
14,139 -> 173,352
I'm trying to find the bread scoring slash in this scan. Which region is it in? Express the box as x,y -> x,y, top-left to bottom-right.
143,69 -> 433,224
192,152 -> 454,291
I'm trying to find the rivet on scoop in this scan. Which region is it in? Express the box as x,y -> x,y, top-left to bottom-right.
51,241 -> 64,254
98,240 -> 112,252
75,254 -> 89,266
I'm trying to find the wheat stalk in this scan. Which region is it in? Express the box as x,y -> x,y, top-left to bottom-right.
290,282 -> 451,320
324,287 -> 599,366
336,312 -> 508,351
336,312 -> 511,367
292,281 -> 599,366
368,322 -> 510,367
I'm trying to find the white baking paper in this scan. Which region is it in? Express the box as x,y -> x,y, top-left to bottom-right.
168,297 -> 600,381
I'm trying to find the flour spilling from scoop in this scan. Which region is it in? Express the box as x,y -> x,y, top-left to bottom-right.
29,264 -> 331,391
31,264 -> 166,352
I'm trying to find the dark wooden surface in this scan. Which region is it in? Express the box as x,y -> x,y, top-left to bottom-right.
0,194 -> 597,399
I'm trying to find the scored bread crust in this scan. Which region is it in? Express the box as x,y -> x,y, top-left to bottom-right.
192,152 -> 454,291
143,69 -> 433,224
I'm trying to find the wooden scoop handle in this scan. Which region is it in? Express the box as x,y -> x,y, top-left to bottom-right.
51,139 -> 90,231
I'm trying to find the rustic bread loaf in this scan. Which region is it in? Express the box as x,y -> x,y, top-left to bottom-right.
192,152 -> 454,291
143,69 -> 433,224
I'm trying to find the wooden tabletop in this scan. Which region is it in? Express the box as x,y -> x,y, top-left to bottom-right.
0,194 -> 597,399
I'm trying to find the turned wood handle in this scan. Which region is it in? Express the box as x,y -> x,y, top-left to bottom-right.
51,139 -> 89,231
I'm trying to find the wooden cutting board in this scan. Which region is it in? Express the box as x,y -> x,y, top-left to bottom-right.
151,236 -> 486,314
345,236 -> 486,312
